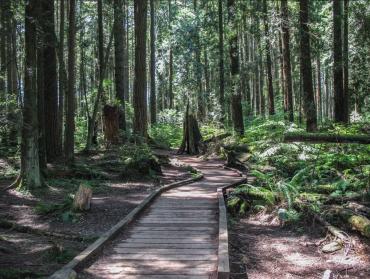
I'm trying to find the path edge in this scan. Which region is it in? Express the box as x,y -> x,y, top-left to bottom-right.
217,170 -> 248,279
48,172 -> 203,279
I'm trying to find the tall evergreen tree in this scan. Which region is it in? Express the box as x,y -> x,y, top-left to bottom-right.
280,0 -> 294,122
114,0 -> 127,130
343,0 -> 349,123
218,0 -> 225,122
133,0 -> 148,138
228,0 -> 244,135
41,0 -> 60,161
333,0 -> 345,123
65,0 -> 76,164
299,0 -> 317,132
19,0 -> 43,189
262,0 -> 275,115
150,0 -> 156,125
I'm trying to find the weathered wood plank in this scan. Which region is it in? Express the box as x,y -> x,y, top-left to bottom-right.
113,248 -> 216,255
121,238 -> 215,244
86,266 -> 212,275
116,243 -> 216,249
130,226 -> 215,232
139,219 -> 217,224
128,233 -> 214,239
83,274 -> 211,279
110,253 -> 217,261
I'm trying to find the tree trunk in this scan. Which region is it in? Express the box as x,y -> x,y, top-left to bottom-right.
204,47 -> 211,118
114,0 -> 127,131
299,0 -> 317,132
133,0 -> 148,138
178,103 -> 203,155
103,105 -> 120,145
194,0 -> 204,122
150,0 -> 156,125
168,0 -> 174,109
20,0 -> 43,189
280,0 -> 294,122
57,0 -> 65,156
263,0 -> 275,115
41,0 -> 60,161
97,0 -> 104,85
123,0 -> 129,103
333,0 -> 345,123
228,0 -> 244,135
218,0 -> 225,122
316,54 -> 322,122
343,0 -> 349,123
0,1 -> 6,93
65,0 -> 76,164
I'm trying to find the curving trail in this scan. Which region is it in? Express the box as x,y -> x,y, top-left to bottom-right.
79,156 -> 243,279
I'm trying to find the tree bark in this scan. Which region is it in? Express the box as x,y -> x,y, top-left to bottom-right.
133,0 -> 148,138
168,0 -> 174,109
316,54 -> 322,122
343,0 -> 349,123
41,0 -> 60,161
0,1 -> 6,93
280,0 -> 294,122
194,0 -> 204,121
218,0 -> 225,122
150,0 -> 156,125
114,0 -> 127,131
263,0 -> 275,115
65,0 -> 76,164
228,0 -> 244,135
20,0 -> 43,189
57,0 -> 65,156
333,0 -> 345,123
299,0 -> 317,132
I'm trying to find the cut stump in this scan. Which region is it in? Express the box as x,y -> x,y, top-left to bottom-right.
73,184 -> 92,211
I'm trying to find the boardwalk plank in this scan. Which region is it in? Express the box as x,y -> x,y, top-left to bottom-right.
78,157 -> 244,278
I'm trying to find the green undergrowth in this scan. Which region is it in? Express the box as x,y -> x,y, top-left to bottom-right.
0,268 -> 44,279
221,118 -> 370,224
119,143 -> 162,178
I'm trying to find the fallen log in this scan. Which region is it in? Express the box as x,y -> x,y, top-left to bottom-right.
324,191 -> 365,205
283,132 -> 370,144
203,133 -> 231,144
313,213 -> 349,242
335,208 -> 370,238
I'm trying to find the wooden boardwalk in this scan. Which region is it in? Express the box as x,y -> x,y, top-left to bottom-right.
79,157 -> 243,279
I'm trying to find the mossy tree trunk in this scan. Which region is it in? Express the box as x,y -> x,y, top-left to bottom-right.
19,0 -> 43,190
228,0 -> 244,135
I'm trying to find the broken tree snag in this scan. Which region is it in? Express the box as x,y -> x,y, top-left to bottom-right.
178,103 -> 203,155
73,184 -> 92,211
103,104 -> 120,145
284,132 -> 370,144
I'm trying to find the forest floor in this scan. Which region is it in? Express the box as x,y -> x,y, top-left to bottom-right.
229,211 -> 370,279
0,150 -> 192,278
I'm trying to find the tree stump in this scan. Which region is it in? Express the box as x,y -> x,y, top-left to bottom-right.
73,184 -> 92,211
103,105 -> 120,145
178,103 -> 203,155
